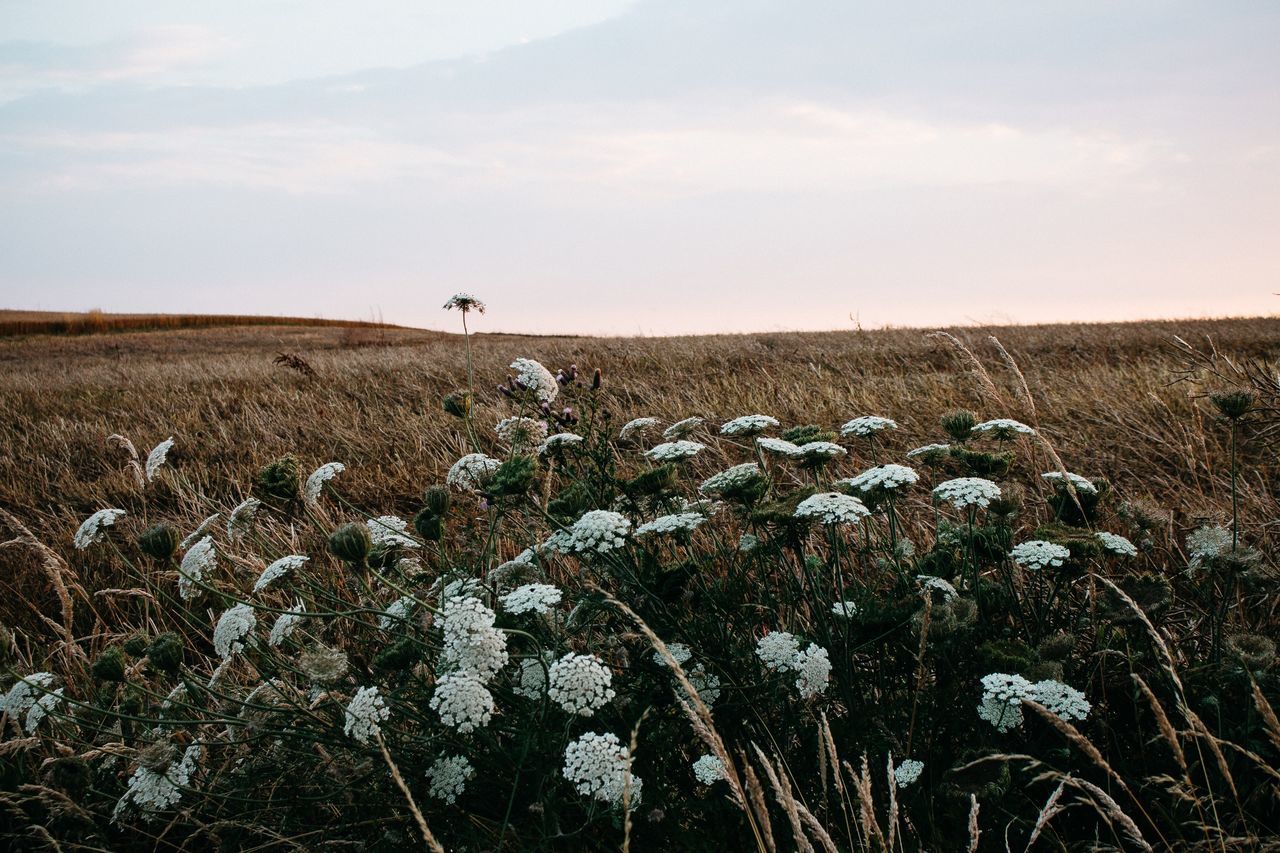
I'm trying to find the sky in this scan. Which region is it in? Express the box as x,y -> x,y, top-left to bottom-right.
1,1 -> 1277,335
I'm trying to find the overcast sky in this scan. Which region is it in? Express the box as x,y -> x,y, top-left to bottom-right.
1,1 -> 1276,334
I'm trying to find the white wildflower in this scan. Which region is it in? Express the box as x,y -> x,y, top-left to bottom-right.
367,515 -> 419,551
501,583 -> 563,615
114,743 -> 201,820
906,443 -> 951,459
430,672 -> 494,733
720,414 -> 779,436
841,464 -> 919,493
515,655 -> 551,699
977,673 -> 1034,732
268,603 -> 305,647
439,597 -> 508,682
1187,525 -> 1232,566
447,453 -> 500,491
253,554 -> 308,593
653,642 -> 693,668
496,416 -> 549,451
344,686 -> 390,744
379,595 -> 418,630
789,441 -> 846,463
738,533 -> 760,552
1096,531 -> 1138,557
1031,679 -> 1091,721
663,416 -> 704,439
973,418 -> 1036,438
699,462 -> 764,496
226,497 -> 261,542
693,754 -> 727,785
562,732 -> 642,807
539,432 -> 583,455
644,440 -> 705,462
74,508 -> 126,550
567,510 -> 631,555
180,513 -> 220,550
831,600 -> 859,618
303,462 -> 345,507
212,603 -> 256,660
840,416 -> 898,437
548,653 -> 616,717
2,673 -> 56,724
426,755 -> 475,804
178,536 -> 216,600
540,527 -> 575,555
618,417 -> 661,441
145,437 -> 175,481
443,293 -> 485,313
894,759 -> 924,788
687,664 -> 722,706
755,632 -> 800,672
916,575 -> 959,602
794,643 -> 831,699
1041,471 -> 1097,495
635,512 -> 706,537
757,436 -> 800,456
1010,540 -> 1071,570
509,357 -> 559,404
24,687 -> 65,732
794,492 -> 870,525
933,477 -> 1002,509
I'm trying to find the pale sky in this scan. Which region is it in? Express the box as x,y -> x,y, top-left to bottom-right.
1,1 -> 1277,334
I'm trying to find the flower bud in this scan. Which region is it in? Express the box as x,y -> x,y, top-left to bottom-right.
146,632 -> 184,675
257,455 -> 300,501
423,485 -> 451,517
442,391 -> 471,418
1210,390 -> 1254,421
327,522 -> 372,566
413,508 -> 444,542
92,646 -> 127,682
941,410 -> 977,443
137,523 -> 180,560
591,368 -> 602,390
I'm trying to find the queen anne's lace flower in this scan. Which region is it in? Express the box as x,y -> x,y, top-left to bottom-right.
756,632 -> 800,671
509,358 -> 559,404
635,512 -> 706,537
114,743 -> 201,820
840,416 -> 898,437
501,583 -> 563,615
368,515 -> 419,551
74,508 -> 126,550
539,432 -> 583,455
269,602 -> 305,646
618,417 -> 660,441
790,441 -> 846,463
548,653 -> 616,716
430,672 -> 494,733
1187,525 -> 1232,567
831,600 -> 859,618
212,603 -> 256,660
540,527 -> 575,555
693,754 -> 727,785
1096,531 -> 1138,557
933,478 -> 1002,509
894,759 -> 924,788
663,416 -> 704,439
644,440 -> 706,462
1031,679 -> 1091,721
973,418 -> 1036,437
447,453 -> 500,491
496,417 -> 549,451
303,462 -> 345,507
720,414 -> 779,436
757,436 -> 800,456
145,438 -> 175,481
23,687 -> 65,732
253,554 -> 308,593
1010,540 -> 1071,570
344,686 -> 389,744
426,755 -> 475,804
842,464 -> 919,493
653,642 -> 693,668
916,575 -> 958,602
794,492 -> 870,525
1041,471 -> 1097,494
440,597 -> 508,682
178,536 -> 216,600
699,463 -> 764,496
226,497 -> 261,542
443,293 -> 485,312
567,510 -> 631,555
515,655 -> 551,699
977,673 -> 1034,732
180,514 -> 220,550
906,443 -> 951,459
562,732 -> 642,806
2,672 -> 56,724
687,664 -> 722,706
379,595 -> 418,630
738,533 -> 760,552
794,643 -> 831,698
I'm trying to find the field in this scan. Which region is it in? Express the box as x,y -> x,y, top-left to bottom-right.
0,314 -> 1278,850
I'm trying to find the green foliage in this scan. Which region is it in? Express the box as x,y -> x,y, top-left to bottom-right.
91,646 -> 127,682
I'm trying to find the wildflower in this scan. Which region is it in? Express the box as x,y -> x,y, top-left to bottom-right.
303,462 -> 345,507
508,358 -> 559,404
619,417 -> 661,441
1187,525 -> 1231,567
755,632 -> 800,672
693,754 -> 727,785
430,671 -> 494,733
840,416 -> 898,437
894,759 -> 924,788
663,416 -> 704,439
699,462 -> 765,497
1030,679 -> 1091,721
515,655 -> 550,699
2,672 -> 56,724
1009,540 -> 1071,570
447,453 -> 500,491
686,664 -> 722,706
567,510 -> 631,555
114,743 -> 201,820
789,441 -> 847,465
794,643 -> 831,698
644,440 -> 706,462
653,642 -> 693,668
74,508 -> 126,550
932,477 -> 1002,509
299,645 -> 349,683
794,492 -> 870,525
906,443 -> 951,460
548,653 -> 616,716
443,293 -> 486,313
916,575 -> 959,602
440,597 -> 508,682
757,436 -> 800,456
180,513 -> 220,550
178,536 -> 216,600
1225,633 -> 1277,671
268,603 -> 305,647
253,554 -> 308,593
344,686 -> 390,744
367,515 -> 419,551
1210,390 -> 1254,420
1040,471 -> 1097,495
977,673 -> 1034,732
496,417 -> 549,452
635,512 -> 706,537
539,432 -> 583,456
720,414 -> 780,436
738,533 -> 760,552
226,497 -> 262,541
426,755 -> 475,804
841,464 -> 919,493
831,600 -> 859,618
1096,531 -> 1138,557
212,603 -> 256,660
973,418 -> 1036,438
501,583 -> 563,615
562,732 -> 642,807
145,437 -> 175,481
379,595 -> 418,630
23,687 -> 64,732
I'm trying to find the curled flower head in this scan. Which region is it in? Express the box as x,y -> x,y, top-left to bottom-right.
720,414 -> 779,437
145,438 -> 175,482
794,492 -> 870,525
74,508 -> 126,550
973,418 -> 1036,439
933,477 -> 1001,510
178,536 -> 216,600
1009,540 -> 1071,570
212,603 -> 256,660
253,554 -> 308,593
507,358 -> 559,404
227,497 -> 262,542
1041,471 -> 1097,495
663,416 -> 705,439
303,462 -> 345,507
840,416 -> 898,437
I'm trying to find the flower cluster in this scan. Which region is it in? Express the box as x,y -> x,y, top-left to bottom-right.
635,512 -> 706,537
644,440 -> 706,462
692,754 -> 727,785
447,453 -> 500,491
253,554 -> 308,593
794,492 -> 870,525
426,755 -> 475,804
567,510 -> 631,554
538,432 -> 583,456
894,759 -> 924,788
562,732 -> 642,807
1096,531 -> 1138,556
367,515 -> 419,551
699,462 -> 764,496
720,414 -> 779,436
213,603 -> 256,660
840,463 -> 919,494
74,508 -> 126,550
429,672 -> 494,734
178,536 -> 217,600
618,417 -> 660,441
973,418 -> 1036,438
1009,540 -> 1071,570
344,686 -> 390,744
303,462 -> 345,507
509,358 -> 559,404
662,416 -> 704,439
227,497 -> 261,541
496,417 -> 549,451
933,477 -> 1001,509
547,653 -> 616,716
145,437 -> 175,481
840,416 -> 898,437
1041,470 -> 1097,494
501,583 -> 563,615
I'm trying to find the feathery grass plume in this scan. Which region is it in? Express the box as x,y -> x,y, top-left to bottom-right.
303,461 -> 345,507
105,433 -> 146,489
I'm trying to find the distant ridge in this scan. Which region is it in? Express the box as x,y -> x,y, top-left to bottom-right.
0,310 -> 407,338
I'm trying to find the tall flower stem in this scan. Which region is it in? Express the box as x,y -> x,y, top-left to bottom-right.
1229,419 -> 1239,550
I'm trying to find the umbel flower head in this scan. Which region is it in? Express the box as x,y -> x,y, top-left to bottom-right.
635,512 -> 706,537
644,440 -> 705,462
145,437 -> 175,482
506,358 -> 559,404
443,293 -> 485,313
303,462 -> 345,507
794,492 -> 870,525
447,453 -> 501,491
793,643 -> 831,698
178,536 -> 217,600
662,416 -> 705,439
253,554 -> 308,593
789,441 -> 846,467
757,436 -> 800,457
567,510 -> 631,555
547,653 -> 616,716
720,414 -> 780,436
933,477 -> 1002,510
74,508 -> 126,550
367,515 -> 419,552
2,672 -> 57,727
1041,471 -> 1097,495
1009,540 -> 1071,570
430,671 -> 495,733
501,583 -> 563,615
562,731 -> 642,808
692,754 -> 727,785
496,417 -> 549,452
344,685 -> 389,744
426,755 -> 475,804
755,631 -> 800,671
618,417 -> 661,441
841,464 -> 919,495
212,603 -> 256,660
226,497 -> 262,542
114,742 -> 202,821
840,416 -> 898,437
894,759 -> 924,789
973,418 -> 1036,439
1096,531 -> 1138,557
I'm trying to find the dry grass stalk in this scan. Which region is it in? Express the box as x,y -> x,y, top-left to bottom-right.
844,755 -> 888,851
374,733 -> 444,853
751,743 -> 814,853
1023,699 -> 1132,798
1132,673 -> 1188,771
1250,679 -> 1280,754
966,794 -> 981,853
1023,778 -> 1066,851
622,708 -> 650,853
0,509 -> 86,665
1062,775 -> 1153,852
885,754 -> 899,853
739,752 -> 778,853
106,433 -> 146,489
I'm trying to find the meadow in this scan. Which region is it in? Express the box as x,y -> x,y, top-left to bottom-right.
0,309 -> 1277,850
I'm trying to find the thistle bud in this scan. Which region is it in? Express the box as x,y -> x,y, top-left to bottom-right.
137,523 -> 180,560
257,455 -> 300,501
92,646 -> 127,682
327,522 -> 372,566
443,391 -> 471,418
423,485 -> 451,516
146,632 -> 184,675
591,368 -> 602,390
413,508 -> 444,542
